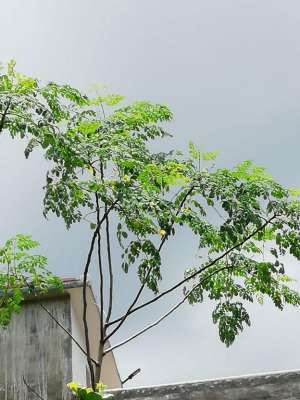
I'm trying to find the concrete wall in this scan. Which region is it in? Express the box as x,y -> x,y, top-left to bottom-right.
0,295 -> 72,400
110,370 -> 300,400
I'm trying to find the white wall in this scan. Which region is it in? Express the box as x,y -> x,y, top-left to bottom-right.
68,286 -> 122,389
69,289 -> 88,386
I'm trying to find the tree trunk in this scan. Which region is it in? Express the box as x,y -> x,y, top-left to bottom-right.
95,341 -> 104,384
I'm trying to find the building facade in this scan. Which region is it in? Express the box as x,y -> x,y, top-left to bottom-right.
0,279 -> 121,400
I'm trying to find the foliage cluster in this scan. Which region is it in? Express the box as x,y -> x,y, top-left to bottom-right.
0,234 -> 62,326
67,382 -> 112,399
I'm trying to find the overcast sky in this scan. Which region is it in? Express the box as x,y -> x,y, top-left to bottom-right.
1,0 -> 300,388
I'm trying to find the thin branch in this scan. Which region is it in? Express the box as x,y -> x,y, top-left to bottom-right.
83,242 -> 96,389
100,101 -> 106,119
82,199 -> 118,389
94,163 -> 108,383
95,202 -> 105,383
40,303 -> 99,367
105,205 -> 114,324
83,210 -> 97,219
104,294 -> 185,354
107,214 -> 277,327
121,368 -> 141,385
104,186 -> 195,341
95,191 -> 104,342
22,376 -> 45,400
20,277 -> 100,368
104,216 -> 276,354
0,99 -> 11,132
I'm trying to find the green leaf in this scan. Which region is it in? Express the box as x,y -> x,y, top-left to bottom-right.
289,187 -> 300,197
202,151 -> 218,161
188,141 -> 200,160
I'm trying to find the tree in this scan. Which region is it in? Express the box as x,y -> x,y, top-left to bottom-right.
1,60 -> 300,398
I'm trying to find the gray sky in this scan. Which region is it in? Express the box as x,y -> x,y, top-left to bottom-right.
1,0 -> 300,388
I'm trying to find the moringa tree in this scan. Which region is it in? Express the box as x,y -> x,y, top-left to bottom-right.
1,60 -> 300,397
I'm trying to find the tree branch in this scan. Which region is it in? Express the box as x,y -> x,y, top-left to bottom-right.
94,189 -> 105,383
95,193 -> 104,342
0,99 -> 11,133
20,278 -> 100,367
82,272 -> 95,388
40,303 -> 99,367
104,215 -> 276,354
105,206 -> 114,324
82,199 -> 118,389
22,376 -> 45,400
104,262 -> 236,354
106,214 -> 277,328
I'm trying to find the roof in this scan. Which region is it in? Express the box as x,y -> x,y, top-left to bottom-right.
109,369 -> 300,399
61,277 -> 88,289
11,276 -> 92,300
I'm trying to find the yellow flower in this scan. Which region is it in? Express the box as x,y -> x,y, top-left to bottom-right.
67,382 -> 80,393
96,382 -> 106,392
159,229 -> 166,236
